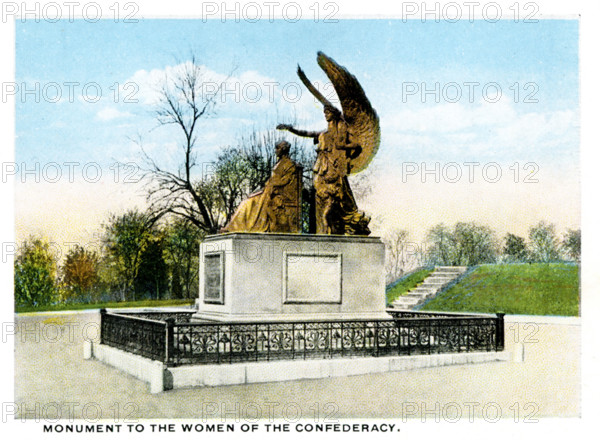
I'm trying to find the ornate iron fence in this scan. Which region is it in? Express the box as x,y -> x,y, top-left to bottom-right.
99,309 -> 504,367
100,310 -> 168,361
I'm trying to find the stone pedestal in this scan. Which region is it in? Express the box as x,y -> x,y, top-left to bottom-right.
192,233 -> 388,322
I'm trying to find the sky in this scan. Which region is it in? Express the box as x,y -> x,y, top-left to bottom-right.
12,17 -> 580,251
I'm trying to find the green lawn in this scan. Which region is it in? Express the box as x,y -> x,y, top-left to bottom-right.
420,263 -> 580,316
386,268 -> 434,305
16,298 -> 195,314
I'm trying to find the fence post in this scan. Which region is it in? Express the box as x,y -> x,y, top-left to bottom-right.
99,308 -> 106,345
375,321 -> 379,357
495,313 -> 505,351
165,318 -> 175,366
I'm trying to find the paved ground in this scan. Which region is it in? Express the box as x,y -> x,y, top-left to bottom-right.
13,312 -> 580,420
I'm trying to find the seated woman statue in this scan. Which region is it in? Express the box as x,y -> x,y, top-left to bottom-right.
221,141 -> 302,233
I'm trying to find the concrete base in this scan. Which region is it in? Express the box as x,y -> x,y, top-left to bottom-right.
88,342 -> 509,392
90,343 -> 166,394
193,233 -> 388,322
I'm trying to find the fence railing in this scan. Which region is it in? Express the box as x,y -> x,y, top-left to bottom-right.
116,310 -> 195,323
100,310 -> 168,361
386,310 -> 484,319
100,309 -> 504,367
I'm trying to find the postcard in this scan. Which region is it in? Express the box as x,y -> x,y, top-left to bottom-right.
1,1 -> 594,438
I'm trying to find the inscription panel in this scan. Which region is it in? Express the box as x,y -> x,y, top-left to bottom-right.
284,253 -> 342,304
204,252 -> 224,304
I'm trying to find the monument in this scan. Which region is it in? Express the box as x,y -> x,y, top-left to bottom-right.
277,51 -> 380,236
192,52 -> 387,322
92,52 -> 507,392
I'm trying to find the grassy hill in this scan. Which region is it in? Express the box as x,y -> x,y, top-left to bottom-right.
420,263 -> 579,316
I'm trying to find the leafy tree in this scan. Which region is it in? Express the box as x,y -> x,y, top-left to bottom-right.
451,222 -> 498,266
232,126 -> 315,191
14,236 -> 58,307
134,235 -> 169,300
562,228 -> 581,262
96,254 -> 122,303
164,217 -> 203,299
502,233 -> 528,262
426,222 -> 498,266
171,267 -> 183,300
101,209 -> 155,301
426,224 -> 454,266
209,131 -> 313,227
61,245 -> 100,303
528,221 -> 561,262
211,146 -> 259,225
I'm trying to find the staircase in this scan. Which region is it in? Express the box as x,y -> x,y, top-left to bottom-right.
391,266 -> 468,310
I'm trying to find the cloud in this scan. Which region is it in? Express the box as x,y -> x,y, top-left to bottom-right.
96,107 -> 133,121
126,62 -> 236,107
383,98 -> 517,134
380,97 -> 578,163
124,62 -> 327,128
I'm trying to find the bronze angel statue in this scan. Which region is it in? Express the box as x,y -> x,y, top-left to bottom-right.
277,52 -> 380,236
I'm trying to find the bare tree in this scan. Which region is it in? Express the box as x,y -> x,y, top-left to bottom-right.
137,57 -> 315,233
383,229 -> 410,283
139,56 -> 231,234
348,165 -> 376,204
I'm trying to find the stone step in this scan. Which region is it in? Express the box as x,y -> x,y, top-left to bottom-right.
434,266 -> 468,273
420,284 -> 449,290
392,302 -> 425,311
393,266 -> 470,311
398,290 -> 438,301
404,293 -> 429,299
402,297 -> 434,304
409,291 -> 439,299
422,282 -> 451,288
421,280 -> 451,285
418,288 -> 443,294
410,287 -> 438,293
391,266 -> 470,311
392,303 -> 420,311
392,296 -> 422,306
422,276 -> 463,285
431,271 -> 465,277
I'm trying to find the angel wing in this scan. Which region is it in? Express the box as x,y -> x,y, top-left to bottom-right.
315,52 -> 381,174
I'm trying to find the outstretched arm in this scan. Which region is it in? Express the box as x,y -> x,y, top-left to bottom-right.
277,124 -> 321,140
